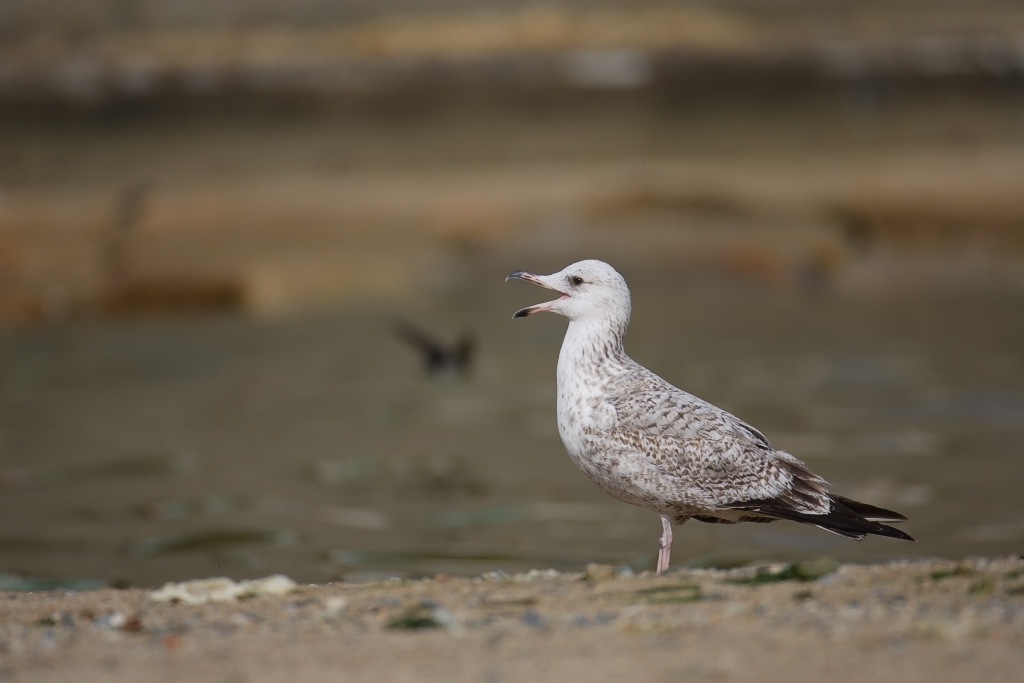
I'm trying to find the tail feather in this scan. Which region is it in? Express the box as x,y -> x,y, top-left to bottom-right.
727,495 -> 915,542
831,495 -> 908,523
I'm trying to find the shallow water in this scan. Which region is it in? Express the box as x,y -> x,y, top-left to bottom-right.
1,268 -> 1023,587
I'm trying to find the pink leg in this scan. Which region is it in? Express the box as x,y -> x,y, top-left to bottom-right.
657,515 -> 673,575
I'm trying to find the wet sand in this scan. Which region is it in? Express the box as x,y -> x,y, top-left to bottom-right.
3,556 -> 1023,683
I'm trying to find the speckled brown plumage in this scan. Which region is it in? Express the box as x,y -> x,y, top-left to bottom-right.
507,260 -> 914,574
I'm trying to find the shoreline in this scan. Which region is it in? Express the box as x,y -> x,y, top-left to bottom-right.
4,555 -> 1023,682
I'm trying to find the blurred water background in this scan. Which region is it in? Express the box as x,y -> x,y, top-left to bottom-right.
1,1 -> 1023,588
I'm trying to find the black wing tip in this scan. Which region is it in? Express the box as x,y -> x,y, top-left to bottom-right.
811,514 -> 916,543
729,495 -> 916,543
831,495 -> 909,523
872,523 -> 916,542
820,497 -> 916,542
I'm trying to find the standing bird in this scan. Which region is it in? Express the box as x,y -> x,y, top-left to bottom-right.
506,260 -> 913,574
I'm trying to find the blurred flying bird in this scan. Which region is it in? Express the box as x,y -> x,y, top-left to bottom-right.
393,320 -> 474,377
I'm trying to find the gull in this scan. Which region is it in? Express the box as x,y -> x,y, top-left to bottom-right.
507,259 -> 914,574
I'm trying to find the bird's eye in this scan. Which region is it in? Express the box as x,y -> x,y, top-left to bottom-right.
569,275 -> 584,287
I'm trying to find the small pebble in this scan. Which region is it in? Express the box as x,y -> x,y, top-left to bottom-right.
323,597 -> 348,619
583,564 -> 617,582
515,569 -> 561,582
386,600 -> 457,631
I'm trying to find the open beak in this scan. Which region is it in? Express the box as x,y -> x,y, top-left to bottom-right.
505,270 -> 569,318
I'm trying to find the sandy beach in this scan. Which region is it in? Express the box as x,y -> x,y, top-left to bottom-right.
3,556 -> 1023,683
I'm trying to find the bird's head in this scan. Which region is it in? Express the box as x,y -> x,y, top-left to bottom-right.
506,259 -> 631,327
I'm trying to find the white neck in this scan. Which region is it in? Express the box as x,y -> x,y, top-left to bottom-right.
556,318 -> 629,399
